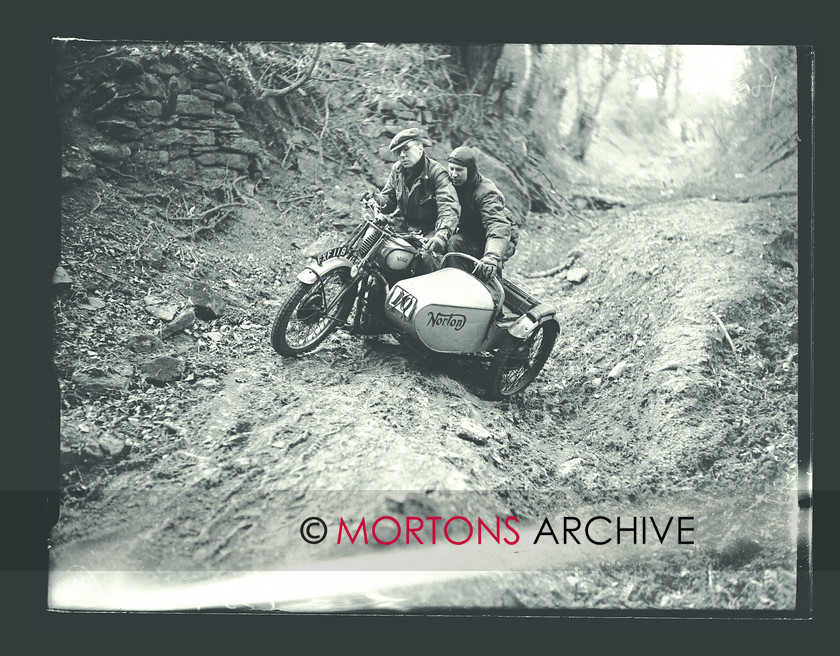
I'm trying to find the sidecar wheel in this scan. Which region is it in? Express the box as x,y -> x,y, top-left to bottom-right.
270,269 -> 355,356
486,321 -> 558,399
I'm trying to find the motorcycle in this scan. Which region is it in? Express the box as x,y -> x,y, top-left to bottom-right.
269,197 -> 560,399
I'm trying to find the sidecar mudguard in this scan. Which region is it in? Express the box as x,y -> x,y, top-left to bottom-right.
297,257 -> 354,285
508,303 -> 559,340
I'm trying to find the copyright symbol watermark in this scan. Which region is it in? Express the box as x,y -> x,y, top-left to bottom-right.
300,517 -> 327,544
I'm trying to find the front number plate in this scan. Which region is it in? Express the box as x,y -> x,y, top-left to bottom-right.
316,244 -> 349,265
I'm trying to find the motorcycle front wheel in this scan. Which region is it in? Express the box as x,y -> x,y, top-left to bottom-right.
270,268 -> 356,356
486,321 -> 558,400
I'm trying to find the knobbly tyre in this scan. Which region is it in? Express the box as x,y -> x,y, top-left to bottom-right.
269,197 -> 560,399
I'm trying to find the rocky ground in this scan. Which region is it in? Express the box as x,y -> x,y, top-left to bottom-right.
45,127 -> 802,614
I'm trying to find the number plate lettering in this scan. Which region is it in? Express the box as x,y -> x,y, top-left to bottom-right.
316,244 -> 349,265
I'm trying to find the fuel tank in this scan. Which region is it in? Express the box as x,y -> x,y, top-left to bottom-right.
384,267 -> 497,353
375,235 -> 418,272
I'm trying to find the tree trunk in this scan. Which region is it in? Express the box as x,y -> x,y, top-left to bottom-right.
570,112 -> 596,162
512,44 -> 533,117
520,50 -> 545,124
448,44 -> 504,95
565,44 -> 624,162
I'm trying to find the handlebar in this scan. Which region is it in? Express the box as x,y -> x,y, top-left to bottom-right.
360,196 -> 426,246
359,198 -> 401,237
361,196 -> 387,221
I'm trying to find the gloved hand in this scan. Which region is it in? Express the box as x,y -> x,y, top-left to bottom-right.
360,191 -> 372,202
425,232 -> 448,254
475,253 -> 501,281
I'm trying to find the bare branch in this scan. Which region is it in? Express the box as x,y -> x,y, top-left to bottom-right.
58,49 -> 121,73
166,202 -> 244,222
257,44 -> 322,100
710,311 -> 738,358
175,210 -> 234,240
232,175 -> 264,213
524,253 -> 579,279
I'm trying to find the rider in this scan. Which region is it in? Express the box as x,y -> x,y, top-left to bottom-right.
371,128 -> 460,273
445,145 -> 519,282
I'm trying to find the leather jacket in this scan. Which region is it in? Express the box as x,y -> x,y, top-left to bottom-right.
376,154 -> 460,238
454,172 -> 519,259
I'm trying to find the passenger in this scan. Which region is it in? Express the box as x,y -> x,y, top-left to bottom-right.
445,146 -> 519,282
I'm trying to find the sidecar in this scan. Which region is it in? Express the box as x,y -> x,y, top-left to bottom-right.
383,253 -> 560,399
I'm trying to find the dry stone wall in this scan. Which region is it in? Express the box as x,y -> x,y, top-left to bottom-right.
62,51 -> 261,188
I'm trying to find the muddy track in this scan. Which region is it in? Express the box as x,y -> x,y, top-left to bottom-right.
49,181 -> 800,611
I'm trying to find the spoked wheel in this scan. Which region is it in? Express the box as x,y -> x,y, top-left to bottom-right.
270,268 -> 356,356
486,321 -> 558,400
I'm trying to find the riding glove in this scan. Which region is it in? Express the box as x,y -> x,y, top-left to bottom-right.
476,253 -> 501,281
425,232 -> 449,254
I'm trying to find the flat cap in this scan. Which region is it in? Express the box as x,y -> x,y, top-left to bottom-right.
389,128 -> 422,152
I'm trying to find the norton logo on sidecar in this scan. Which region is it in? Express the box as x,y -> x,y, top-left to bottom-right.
387,289 -> 467,331
425,311 -> 467,331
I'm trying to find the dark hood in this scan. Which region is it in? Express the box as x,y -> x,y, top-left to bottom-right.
448,146 -> 479,186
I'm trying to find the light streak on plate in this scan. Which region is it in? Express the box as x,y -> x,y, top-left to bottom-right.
49,567 -> 477,612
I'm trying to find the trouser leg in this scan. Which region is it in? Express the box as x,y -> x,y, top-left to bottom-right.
448,234 -> 516,268
446,233 -> 506,307
445,233 -> 483,272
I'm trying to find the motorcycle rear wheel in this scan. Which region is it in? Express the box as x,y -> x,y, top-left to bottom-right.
270,268 -> 355,356
486,321 -> 558,399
